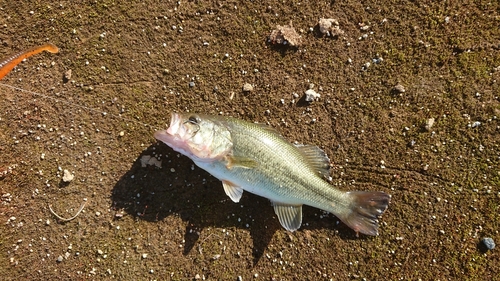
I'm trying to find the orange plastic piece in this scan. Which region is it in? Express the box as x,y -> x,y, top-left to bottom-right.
0,43 -> 59,80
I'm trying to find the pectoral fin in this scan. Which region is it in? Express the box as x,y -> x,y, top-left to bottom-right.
225,155 -> 258,170
272,202 -> 303,232
222,180 -> 244,203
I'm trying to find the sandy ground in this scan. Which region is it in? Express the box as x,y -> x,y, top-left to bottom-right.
0,1 -> 499,280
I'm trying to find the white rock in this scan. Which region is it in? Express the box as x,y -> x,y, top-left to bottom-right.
242,83 -> 253,92
148,157 -> 162,168
140,155 -> 162,168
393,84 -> 406,93
304,89 -> 320,102
62,169 -> 74,183
318,18 -> 337,34
425,118 -> 435,131
318,18 -> 344,36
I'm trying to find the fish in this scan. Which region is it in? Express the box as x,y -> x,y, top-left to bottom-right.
154,113 -> 390,236
0,43 -> 59,80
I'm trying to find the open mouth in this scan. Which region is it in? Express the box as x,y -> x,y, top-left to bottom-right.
153,113 -> 180,145
166,112 -> 181,136
154,112 -> 190,146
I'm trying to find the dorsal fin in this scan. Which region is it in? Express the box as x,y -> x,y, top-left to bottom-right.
295,144 -> 331,178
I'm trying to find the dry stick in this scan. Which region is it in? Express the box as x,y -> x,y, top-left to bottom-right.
48,200 -> 88,222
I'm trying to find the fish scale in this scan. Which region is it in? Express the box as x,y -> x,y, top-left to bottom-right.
200,121 -> 351,216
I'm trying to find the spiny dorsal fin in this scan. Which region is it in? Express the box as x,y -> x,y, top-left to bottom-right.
295,144 -> 331,178
272,202 -> 303,232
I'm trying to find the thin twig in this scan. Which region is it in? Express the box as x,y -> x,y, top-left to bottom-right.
197,233 -> 221,254
48,199 -> 88,222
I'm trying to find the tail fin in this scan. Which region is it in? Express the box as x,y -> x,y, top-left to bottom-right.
340,191 -> 391,236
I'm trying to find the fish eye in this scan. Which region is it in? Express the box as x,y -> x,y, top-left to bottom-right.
188,115 -> 200,124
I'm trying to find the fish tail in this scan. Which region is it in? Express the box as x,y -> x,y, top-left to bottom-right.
340,191 -> 391,236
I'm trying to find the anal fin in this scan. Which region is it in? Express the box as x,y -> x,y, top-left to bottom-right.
222,180 -> 244,203
272,202 -> 303,232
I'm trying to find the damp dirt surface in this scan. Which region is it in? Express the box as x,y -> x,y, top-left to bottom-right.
1,1 -> 499,280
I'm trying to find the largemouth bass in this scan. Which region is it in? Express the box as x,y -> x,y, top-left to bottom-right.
154,113 -> 390,236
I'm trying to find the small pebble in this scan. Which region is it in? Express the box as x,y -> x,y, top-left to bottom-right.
304,89 -> 320,102
62,169 -> 74,183
471,121 -> 481,128
481,237 -> 495,250
189,81 -> 195,88
393,84 -> 406,93
64,69 -> 72,81
242,83 -> 253,92
268,22 -> 302,47
317,18 -> 344,37
56,256 -> 64,263
425,118 -> 435,131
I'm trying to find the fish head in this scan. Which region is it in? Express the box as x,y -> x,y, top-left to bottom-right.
154,113 -> 233,162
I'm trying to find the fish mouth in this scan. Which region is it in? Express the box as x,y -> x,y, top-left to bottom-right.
154,112 -> 185,145
166,112 -> 182,136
